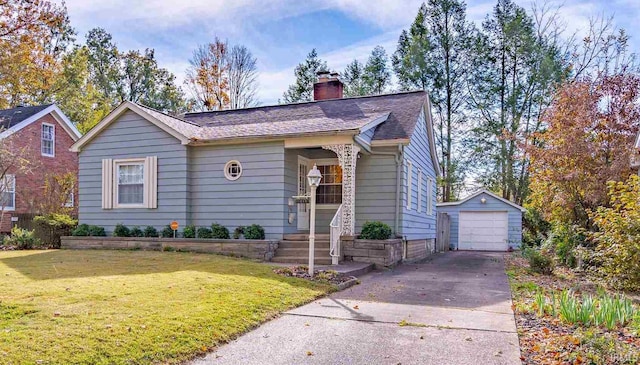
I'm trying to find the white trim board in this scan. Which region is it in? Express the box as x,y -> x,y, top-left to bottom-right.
436,189 -> 526,212
0,104 -> 81,141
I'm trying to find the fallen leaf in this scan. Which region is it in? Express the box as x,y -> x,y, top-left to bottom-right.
353,305 -> 359,310
306,351 -> 313,356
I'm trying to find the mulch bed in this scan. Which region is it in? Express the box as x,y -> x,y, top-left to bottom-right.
273,265 -> 355,286
505,253 -> 640,364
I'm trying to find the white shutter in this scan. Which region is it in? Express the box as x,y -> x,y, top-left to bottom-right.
101,159 -> 113,209
406,160 -> 413,210
145,156 -> 158,209
417,170 -> 423,212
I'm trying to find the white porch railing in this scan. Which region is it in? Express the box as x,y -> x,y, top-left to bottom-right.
329,204 -> 343,265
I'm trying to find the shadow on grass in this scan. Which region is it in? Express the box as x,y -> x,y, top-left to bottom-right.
0,249 -> 326,289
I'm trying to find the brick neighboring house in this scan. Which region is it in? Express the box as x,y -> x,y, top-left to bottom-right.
0,104 -> 81,232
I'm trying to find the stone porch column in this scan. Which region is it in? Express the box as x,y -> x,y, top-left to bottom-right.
322,143 -> 360,235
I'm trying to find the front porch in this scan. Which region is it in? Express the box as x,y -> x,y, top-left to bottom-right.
279,140 -> 362,265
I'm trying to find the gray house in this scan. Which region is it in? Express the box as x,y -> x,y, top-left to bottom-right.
71,75 -> 440,263
436,189 -> 524,251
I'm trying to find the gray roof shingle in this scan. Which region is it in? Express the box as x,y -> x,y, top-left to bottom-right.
183,90 -> 427,141
0,104 -> 53,130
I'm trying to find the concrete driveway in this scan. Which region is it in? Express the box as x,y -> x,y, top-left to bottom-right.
191,251 -> 521,365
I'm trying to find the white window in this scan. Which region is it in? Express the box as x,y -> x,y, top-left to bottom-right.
101,157 -> 157,209
406,160 -> 413,210
0,174 -> 15,211
316,163 -> 342,206
117,161 -> 145,206
224,160 -> 243,181
427,177 -> 434,215
417,170 -> 423,212
41,123 -> 55,157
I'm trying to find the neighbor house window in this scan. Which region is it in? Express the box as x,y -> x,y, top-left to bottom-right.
1,174 -> 15,210
64,192 -> 74,208
224,160 -> 243,181
417,170 -> 423,212
41,123 -> 55,156
116,161 -> 145,206
316,164 -> 342,205
406,160 -> 413,210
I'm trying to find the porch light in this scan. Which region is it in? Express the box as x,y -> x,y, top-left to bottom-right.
306,165 -> 322,277
307,164 -> 322,187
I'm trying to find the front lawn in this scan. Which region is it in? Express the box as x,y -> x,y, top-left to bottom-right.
0,250 -> 332,364
506,253 -> 640,364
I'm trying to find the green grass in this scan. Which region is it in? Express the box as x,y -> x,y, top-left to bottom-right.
0,250 -> 332,364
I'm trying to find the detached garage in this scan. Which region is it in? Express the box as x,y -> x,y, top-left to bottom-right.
437,189 -> 524,251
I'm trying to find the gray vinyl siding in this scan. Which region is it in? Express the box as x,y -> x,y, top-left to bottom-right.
400,109 -> 437,240
437,192 -> 523,250
357,127 -> 376,146
78,110 -> 188,233
189,142 -> 288,239
355,151 -> 397,233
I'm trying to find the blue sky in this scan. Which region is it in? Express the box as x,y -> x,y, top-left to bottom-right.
57,0 -> 640,105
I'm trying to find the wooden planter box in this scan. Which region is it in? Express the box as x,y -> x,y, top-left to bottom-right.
60,236 -> 279,261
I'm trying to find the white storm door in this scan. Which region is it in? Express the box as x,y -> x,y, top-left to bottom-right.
297,156 -> 310,230
458,211 -> 508,251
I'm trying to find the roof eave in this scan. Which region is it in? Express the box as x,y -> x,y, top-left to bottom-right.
187,129 -> 359,146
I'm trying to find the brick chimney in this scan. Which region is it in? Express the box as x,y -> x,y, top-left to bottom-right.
314,71 -> 343,100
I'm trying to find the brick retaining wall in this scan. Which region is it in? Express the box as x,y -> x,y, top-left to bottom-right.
341,237 -> 404,269
61,237 -> 278,261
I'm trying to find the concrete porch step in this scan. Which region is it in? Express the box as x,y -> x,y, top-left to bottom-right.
275,247 -> 333,256
283,233 -> 330,241
278,240 -> 330,249
271,256 -> 333,265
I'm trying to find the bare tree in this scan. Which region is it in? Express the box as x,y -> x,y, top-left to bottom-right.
185,38 -> 229,111
185,38 -> 259,111
228,45 -> 259,109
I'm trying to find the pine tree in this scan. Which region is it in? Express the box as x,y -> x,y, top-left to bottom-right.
341,59 -> 368,97
281,49 -> 328,103
363,46 -> 391,94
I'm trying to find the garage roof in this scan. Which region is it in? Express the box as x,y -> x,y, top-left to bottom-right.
437,189 -> 525,212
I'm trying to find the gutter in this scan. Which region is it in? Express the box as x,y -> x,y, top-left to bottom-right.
369,143 -> 404,236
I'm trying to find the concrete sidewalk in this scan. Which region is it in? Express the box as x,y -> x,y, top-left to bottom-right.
191,252 -> 521,365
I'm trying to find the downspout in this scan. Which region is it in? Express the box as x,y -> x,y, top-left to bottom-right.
369,143 -> 404,236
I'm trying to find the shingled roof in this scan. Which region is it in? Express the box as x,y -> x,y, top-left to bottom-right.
184,90 -> 428,141
0,104 -> 53,130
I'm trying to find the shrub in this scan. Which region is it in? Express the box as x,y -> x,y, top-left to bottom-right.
243,224 -> 265,240
129,226 -> 144,237
4,227 -> 41,249
233,226 -> 245,239
33,214 -> 78,248
161,225 -> 174,238
210,223 -> 230,239
542,224 -> 583,268
113,224 -> 131,237
524,247 -> 554,275
72,223 -> 90,236
182,225 -> 196,239
88,225 -> 106,237
522,207 -> 551,247
197,227 -> 213,239
143,226 -> 158,238
359,221 -> 392,240
588,176 -> 640,290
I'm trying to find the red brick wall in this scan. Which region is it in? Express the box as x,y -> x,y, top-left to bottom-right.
2,113 -> 78,231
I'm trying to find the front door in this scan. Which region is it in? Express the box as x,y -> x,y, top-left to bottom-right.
297,156 -> 310,230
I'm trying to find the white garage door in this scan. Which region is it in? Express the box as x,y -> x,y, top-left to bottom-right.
459,211 -> 508,251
